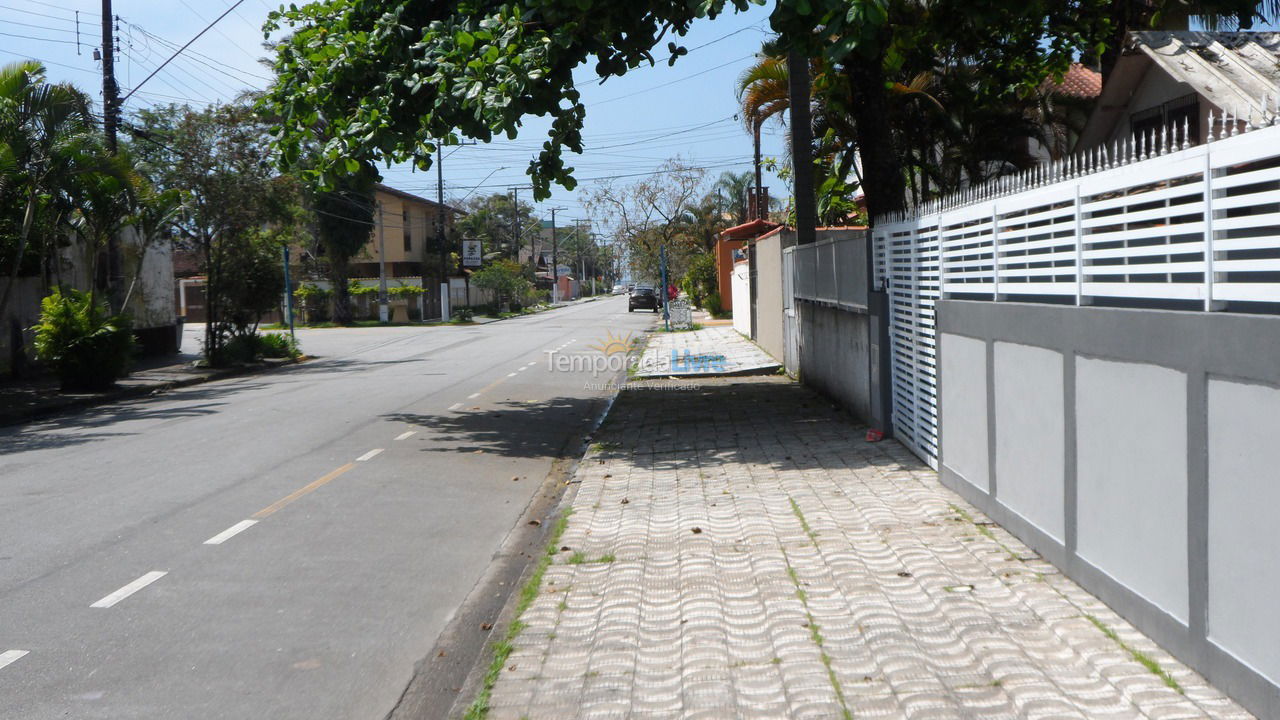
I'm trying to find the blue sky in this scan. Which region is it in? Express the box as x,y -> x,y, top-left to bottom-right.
1,0 -> 789,228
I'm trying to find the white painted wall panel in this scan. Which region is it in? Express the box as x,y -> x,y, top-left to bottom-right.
731,263 -> 750,337
1076,358 -> 1189,624
1207,378 -> 1280,682
994,342 -> 1065,541
940,334 -> 989,492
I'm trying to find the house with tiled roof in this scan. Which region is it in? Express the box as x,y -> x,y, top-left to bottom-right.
1078,31 -> 1280,151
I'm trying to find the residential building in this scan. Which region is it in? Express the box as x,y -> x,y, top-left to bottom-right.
1077,31 -> 1280,151
350,184 -> 460,278
715,218 -> 779,313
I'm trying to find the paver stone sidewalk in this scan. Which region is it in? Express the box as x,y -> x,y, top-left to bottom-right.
636,327 -> 780,378
481,376 -> 1250,720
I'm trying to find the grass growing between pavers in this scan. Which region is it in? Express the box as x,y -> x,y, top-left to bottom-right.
785,497 -> 854,720
464,508 -> 574,720
948,503 -> 1185,695
1083,613 -> 1184,694
566,551 -> 615,565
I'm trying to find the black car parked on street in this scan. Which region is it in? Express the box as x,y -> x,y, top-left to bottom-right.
628,285 -> 662,312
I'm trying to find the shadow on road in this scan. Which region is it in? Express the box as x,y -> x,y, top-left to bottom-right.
0,381 -> 271,455
383,395 -> 604,459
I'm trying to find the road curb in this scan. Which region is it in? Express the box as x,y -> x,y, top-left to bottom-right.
386,377 -> 624,720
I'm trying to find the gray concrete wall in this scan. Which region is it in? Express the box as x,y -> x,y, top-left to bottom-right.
798,302 -> 872,422
937,300 -> 1280,719
753,231 -> 786,362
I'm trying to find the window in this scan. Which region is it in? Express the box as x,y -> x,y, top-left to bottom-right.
403,210 -> 412,252
1130,94 -> 1200,148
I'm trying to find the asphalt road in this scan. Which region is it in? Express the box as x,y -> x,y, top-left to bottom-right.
0,295 -> 653,720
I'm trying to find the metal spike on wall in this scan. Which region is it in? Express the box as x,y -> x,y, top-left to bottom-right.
1181,116 -> 1191,150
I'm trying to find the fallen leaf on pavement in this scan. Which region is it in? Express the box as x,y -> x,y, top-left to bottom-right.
528,519 -> 541,526
691,527 -> 702,534
480,622 -> 493,631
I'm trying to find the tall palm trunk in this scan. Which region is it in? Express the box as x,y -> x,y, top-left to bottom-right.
0,188 -> 39,323
787,52 -> 817,245
844,61 -> 908,222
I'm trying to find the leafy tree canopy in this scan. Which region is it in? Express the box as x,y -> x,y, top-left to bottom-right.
263,0 -> 1116,202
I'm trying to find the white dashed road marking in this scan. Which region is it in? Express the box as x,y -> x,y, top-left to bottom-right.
449,403 -> 463,410
91,571 -> 167,609
0,651 -> 28,671
355,448 -> 383,462
467,393 -> 480,399
395,431 -> 416,441
203,520 -> 258,545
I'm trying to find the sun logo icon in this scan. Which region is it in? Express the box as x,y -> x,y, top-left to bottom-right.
588,330 -> 634,356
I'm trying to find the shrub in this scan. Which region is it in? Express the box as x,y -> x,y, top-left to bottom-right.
388,284 -> 424,300
681,252 -> 717,308
451,306 -> 475,322
705,291 -> 725,318
471,259 -> 533,307
258,332 -> 301,359
293,283 -> 331,323
348,281 -> 377,297
32,288 -> 135,391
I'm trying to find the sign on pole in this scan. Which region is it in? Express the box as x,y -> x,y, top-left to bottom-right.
462,239 -> 483,267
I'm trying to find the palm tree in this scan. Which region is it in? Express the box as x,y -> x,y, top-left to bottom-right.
66,144 -> 144,309
0,61 -> 95,321
711,171 -> 755,225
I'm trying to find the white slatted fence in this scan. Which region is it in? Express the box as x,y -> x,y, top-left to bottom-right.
874,111 -> 1280,466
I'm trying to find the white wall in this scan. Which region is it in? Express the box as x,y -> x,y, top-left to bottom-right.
995,342 -> 1065,542
1207,378 -> 1280,682
1076,357 -> 1189,624
731,262 -> 750,337
940,333 -> 989,492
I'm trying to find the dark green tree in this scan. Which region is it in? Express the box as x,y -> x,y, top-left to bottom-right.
313,165 -> 377,325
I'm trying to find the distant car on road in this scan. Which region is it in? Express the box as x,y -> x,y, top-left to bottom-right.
612,284 -> 626,295
628,285 -> 662,313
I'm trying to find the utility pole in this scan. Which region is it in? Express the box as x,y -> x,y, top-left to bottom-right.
101,1 -> 124,311
282,245 -> 295,340
753,119 -> 764,220
509,188 -> 519,261
101,0 -> 118,152
549,208 -> 561,303
377,200 -> 389,323
436,146 -> 449,320
509,184 -> 533,265
660,244 -> 670,332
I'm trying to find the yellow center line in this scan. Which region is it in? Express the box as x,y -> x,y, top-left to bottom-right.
252,463 -> 356,519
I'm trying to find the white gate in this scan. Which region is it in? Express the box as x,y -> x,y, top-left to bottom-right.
782,246 -> 798,374
872,112 -> 1280,469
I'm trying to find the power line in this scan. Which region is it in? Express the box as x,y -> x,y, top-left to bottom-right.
175,0 -> 261,63
0,30 -> 80,45
122,0 -> 247,102
0,50 -> 99,78
587,54 -> 755,107
23,0 -> 96,16
127,22 -> 271,84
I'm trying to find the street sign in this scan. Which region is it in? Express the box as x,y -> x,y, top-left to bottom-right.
462,239 -> 483,267
669,299 -> 693,330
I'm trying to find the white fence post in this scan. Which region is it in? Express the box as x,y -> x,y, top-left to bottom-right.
991,202 -> 1000,300
1074,183 -> 1084,305
937,213 -> 946,299
1203,144 -> 1217,312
